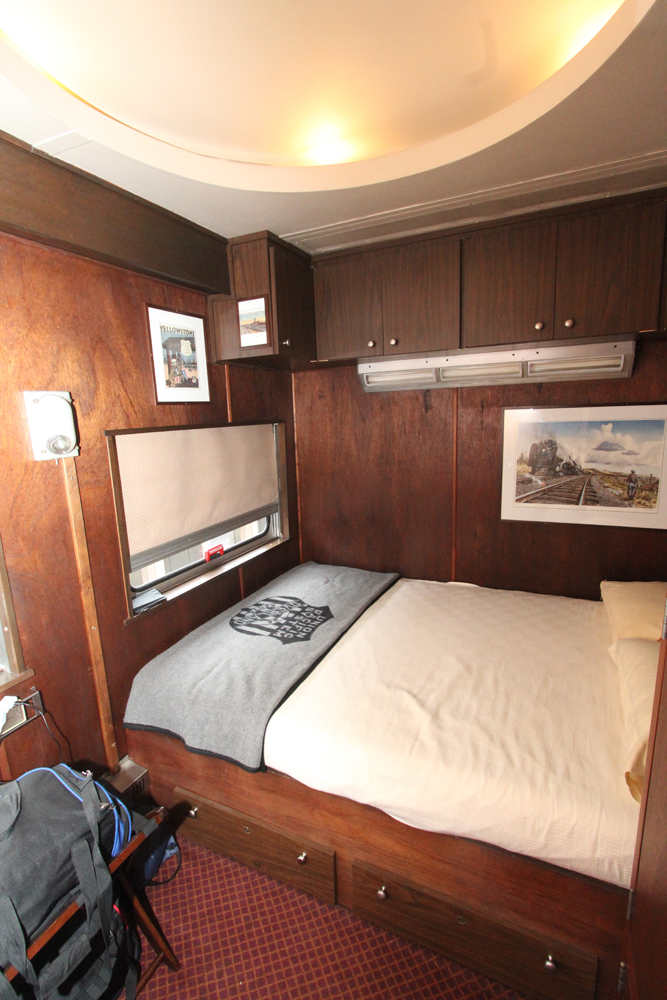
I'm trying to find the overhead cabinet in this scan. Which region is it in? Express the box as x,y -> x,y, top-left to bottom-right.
314,197 -> 666,361
314,238 -> 460,360
554,200 -> 666,339
462,200 -> 666,349
461,219 -> 558,348
209,232 -> 316,361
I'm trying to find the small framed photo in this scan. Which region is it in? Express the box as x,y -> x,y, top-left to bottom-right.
501,405 -> 667,529
147,306 -> 210,403
237,297 -> 269,349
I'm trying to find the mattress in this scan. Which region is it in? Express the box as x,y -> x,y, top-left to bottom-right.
264,579 -> 640,887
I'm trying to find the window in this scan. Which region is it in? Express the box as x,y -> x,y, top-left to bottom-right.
106,422 -> 288,614
0,535 -> 33,692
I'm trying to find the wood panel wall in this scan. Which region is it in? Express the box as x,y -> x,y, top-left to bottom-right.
0,231 -> 298,775
294,343 -> 667,600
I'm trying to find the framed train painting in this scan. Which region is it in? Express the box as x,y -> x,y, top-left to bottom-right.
501,405 -> 667,529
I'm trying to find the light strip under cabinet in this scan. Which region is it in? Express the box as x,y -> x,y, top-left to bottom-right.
363,368 -> 438,388
358,340 -> 635,393
526,354 -> 625,376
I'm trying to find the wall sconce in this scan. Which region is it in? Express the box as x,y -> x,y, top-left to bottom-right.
23,391 -> 79,461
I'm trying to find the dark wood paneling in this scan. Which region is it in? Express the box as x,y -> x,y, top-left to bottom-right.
555,201 -> 666,338
270,243 -> 316,359
231,239 -> 270,299
293,366 -> 454,580
314,254 -> 383,360
178,787 -> 336,904
454,340 -> 667,600
0,230 -> 241,771
628,638 -> 667,999
382,238 -> 460,354
0,132 -> 229,294
354,862 -> 597,1000
128,726 -> 627,1000
225,364 -> 301,595
462,219 -> 558,347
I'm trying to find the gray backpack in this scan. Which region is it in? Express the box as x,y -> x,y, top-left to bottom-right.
0,765 -> 153,999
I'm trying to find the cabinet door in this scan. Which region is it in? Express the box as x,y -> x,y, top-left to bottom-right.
314,254 -> 383,360
461,219 -> 557,348
555,200 -> 666,338
269,244 -> 316,360
382,238 -> 460,355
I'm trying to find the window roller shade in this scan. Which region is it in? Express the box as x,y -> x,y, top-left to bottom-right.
114,424 -> 279,571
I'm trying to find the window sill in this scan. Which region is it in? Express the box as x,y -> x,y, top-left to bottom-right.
123,536 -> 286,625
0,668 -> 34,694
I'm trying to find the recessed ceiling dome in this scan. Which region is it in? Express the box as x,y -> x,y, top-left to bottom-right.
0,0 -> 655,190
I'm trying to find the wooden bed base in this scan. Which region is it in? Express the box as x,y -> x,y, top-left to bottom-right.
127,728 -> 628,1000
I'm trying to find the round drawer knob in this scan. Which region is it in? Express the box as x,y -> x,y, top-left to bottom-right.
281,339 -> 291,347
377,886 -> 388,901
188,806 -> 198,819
297,852 -> 307,865
564,319 -> 575,328
389,338 -> 398,346
243,826 -> 250,835
545,954 -> 557,974
367,340 -> 376,348
534,322 -> 544,331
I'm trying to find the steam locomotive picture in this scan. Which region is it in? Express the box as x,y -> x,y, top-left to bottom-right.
526,438 -> 582,478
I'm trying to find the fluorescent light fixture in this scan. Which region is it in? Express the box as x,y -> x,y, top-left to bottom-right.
358,339 -> 635,393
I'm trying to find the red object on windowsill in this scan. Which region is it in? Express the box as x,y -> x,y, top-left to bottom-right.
204,544 -> 225,562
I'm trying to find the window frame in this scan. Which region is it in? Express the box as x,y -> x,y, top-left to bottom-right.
106,420 -> 289,618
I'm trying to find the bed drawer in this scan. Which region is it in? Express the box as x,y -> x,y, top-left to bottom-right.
353,862 -> 597,1000
174,786 -> 336,905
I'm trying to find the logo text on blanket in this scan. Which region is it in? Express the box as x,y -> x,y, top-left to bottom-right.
229,596 -> 334,644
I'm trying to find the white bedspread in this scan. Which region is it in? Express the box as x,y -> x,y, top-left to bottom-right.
264,579 -> 640,887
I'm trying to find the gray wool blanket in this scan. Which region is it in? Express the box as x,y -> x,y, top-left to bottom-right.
124,562 -> 398,771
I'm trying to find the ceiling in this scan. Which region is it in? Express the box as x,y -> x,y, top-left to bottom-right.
0,0 -> 665,253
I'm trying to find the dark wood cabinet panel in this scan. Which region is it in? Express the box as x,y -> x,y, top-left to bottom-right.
231,238 -> 270,299
314,254 -> 383,360
382,238 -> 460,354
555,200 -> 666,338
270,243 -> 316,359
462,219 -> 557,347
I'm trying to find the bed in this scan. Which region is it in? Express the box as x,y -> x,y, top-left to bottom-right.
125,564 -> 659,1000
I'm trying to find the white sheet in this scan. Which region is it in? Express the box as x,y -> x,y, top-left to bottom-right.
264,579 -> 640,887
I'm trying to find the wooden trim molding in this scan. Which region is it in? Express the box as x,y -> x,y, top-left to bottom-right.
0,130 -> 230,294
63,458 -> 119,774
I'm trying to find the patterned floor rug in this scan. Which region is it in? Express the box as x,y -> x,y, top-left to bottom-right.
139,836 -> 529,1000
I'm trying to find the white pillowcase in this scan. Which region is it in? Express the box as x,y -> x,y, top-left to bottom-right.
608,638 -> 660,802
601,580 -> 666,643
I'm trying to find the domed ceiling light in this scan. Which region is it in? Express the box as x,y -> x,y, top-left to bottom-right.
0,0 -> 655,191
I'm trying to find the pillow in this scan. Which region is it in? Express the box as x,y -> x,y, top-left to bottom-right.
600,580 -> 667,643
608,638 -> 661,802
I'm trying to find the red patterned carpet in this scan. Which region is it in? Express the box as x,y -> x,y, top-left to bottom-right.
138,837 -> 529,1000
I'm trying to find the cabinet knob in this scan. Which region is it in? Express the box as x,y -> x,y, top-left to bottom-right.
544,955 -> 557,974
564,319 -> 575,328
188,806 -> 198,819
367,340 -> 376,348
534,322 -> 544,331
297,852 -> 307,866
281,339 -> 291,347
377,886 -> 388,901
389,338 -> 398,346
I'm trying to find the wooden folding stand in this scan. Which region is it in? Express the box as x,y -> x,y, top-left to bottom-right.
2,808 -> 180,995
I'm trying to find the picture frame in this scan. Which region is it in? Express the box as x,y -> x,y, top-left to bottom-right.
147,306 -> 210,403
237,296 -> 269,349
501,405 -> 667,529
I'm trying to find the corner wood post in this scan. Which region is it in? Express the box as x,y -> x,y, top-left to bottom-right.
63,457 -> 120,774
